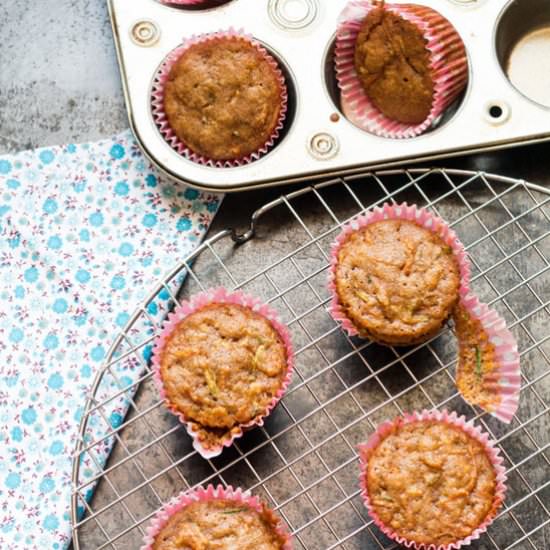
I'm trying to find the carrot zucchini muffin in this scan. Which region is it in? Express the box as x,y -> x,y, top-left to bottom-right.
333,219 -> 460,345
163,36 -> 285,161
159,302 -> 289,449
454,303 -> 501,413
354,5 -> 433,124
152,499 -> 287,550
364,419 -> 499,547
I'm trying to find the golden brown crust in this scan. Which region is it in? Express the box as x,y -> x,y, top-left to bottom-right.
453,303 -> 501,412
152,499 -> 287,550
334,219 -> 460,345
160,303 -> 287,448
366,421 -> 497,546
164,37 -> 283,161
354,7 -> 434,124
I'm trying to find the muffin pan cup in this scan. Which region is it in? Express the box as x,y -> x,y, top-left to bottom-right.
108,0 -> 550,191
358,409 -> 508,550
141,484 -> 292,550
151,287 -> 295,458
151,29 -> 288,167
327,202 -> 520,422
335,1 -> 469,138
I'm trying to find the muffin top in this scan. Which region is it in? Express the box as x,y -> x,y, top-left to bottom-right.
366,421 -> 497,546
152,499 -> 287,550
160,303 -> 287,436
334,219 -> 460,345
163,37 -> 284,161
354,7 -> 433,124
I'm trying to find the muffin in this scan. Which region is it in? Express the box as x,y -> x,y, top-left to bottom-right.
354,6 -> 433,124
453,297 -> 520,423
153,289 -> 293,456
331,218 -> 460,345
335,1 -> 468,138
161,33 -> 287,162
143,485 -> 290,550
454,303 -> 501,413
359,411 -> 506,549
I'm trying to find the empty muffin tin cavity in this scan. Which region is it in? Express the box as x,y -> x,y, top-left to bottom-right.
496,0 -> 550,108
150,39 -> 297,167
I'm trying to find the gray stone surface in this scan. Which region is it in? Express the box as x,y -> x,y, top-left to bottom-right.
2,2 -> 549,550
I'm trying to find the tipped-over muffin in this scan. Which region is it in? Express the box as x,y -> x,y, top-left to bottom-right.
333,219 -> 460,345
354,6 -> 433,124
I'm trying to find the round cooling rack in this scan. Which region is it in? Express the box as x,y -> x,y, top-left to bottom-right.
71,168 -> 550,550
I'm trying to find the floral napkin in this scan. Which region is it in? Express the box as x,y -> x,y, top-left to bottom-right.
0,131 -> 223,549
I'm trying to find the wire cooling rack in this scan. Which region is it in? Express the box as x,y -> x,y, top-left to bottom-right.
71,168 -> 550,550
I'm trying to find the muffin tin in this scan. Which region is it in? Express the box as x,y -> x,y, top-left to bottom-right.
108,0 -> 550,191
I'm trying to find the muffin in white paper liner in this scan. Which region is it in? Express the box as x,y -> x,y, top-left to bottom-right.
151,29 -> 288,168
152,287 -> 294,458
335,1 -> 468,138
141,484 -> 292,550
328,202 -> 520,421
358,409 -> 507,550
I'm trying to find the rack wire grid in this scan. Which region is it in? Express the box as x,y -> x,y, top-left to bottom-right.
71,168 -> 550,550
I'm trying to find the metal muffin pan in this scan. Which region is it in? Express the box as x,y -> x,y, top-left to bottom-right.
108,0 -> 550,191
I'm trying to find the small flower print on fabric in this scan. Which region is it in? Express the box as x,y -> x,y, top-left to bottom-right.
0,131 -> 222,549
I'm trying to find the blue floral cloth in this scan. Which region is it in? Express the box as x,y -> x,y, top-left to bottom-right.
0,131 -> 222,549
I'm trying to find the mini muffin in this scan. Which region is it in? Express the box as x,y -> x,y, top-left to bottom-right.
143,485 -> 291,550
158,301 -> 290,451
152,498 -> 287,549
162,35 -> 286,162
333,218 -> 460,345
360,414 -> 505,548
354,6 -> 433,124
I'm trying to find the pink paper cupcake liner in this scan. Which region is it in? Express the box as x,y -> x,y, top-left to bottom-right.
358,409 -> 507,550
152,287 -> 295,458
151,29 -> 288,168
141,484 -> 292,550
328,202 -> 521,420
455,295 -> 521,424
335,1 -> 469,138
159,0 -> 204,5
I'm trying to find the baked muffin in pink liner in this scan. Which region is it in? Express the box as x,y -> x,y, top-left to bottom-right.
151,29 -> 288,168
454,296 -> 520,424
335,1 -> 468,138
159,0 -> 204,5
152,287 -> 294,458
358,409 -> 507,550
328,202 -> 520,421
328,202 -> 471,344
141,484 -> 292,550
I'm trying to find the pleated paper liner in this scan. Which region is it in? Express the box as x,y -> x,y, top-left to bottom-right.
335,1 -> 468,138
151,29 -> 288,167
141,484 -> 292,550
454,297 -> 521,424
151,287 -> 294,458
358,409 -> 507,550
328,202 -> 520,421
